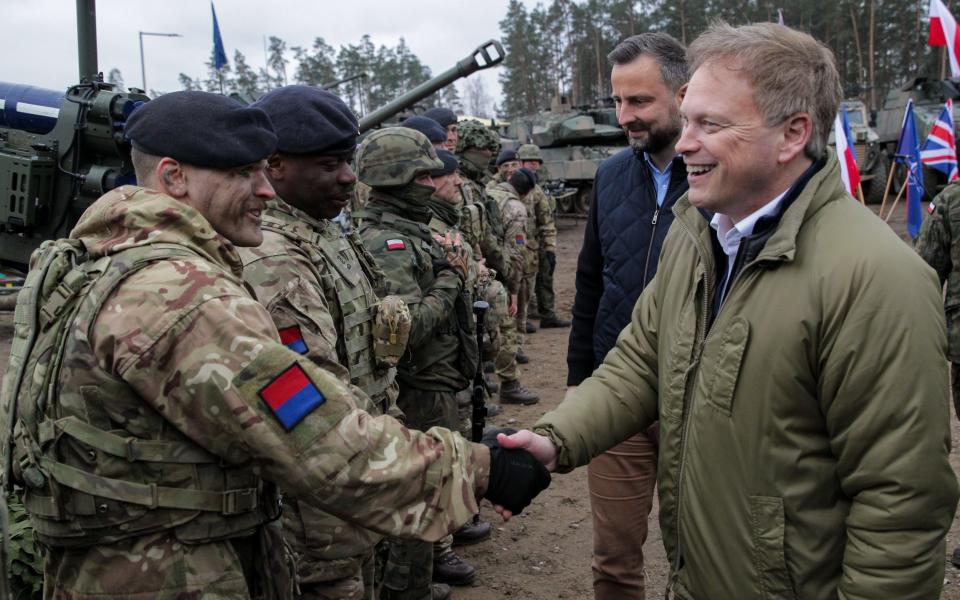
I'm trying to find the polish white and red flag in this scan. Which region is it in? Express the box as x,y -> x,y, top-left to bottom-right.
921,99 -> 959,184
834,108 -> 861,198
929,0 -> 960,77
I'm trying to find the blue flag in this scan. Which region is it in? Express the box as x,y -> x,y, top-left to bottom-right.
211,2 -> 228,71
895,99 -> 925,238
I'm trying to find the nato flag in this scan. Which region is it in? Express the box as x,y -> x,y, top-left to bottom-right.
212,2 -> 228,71
895,99 -> 925,238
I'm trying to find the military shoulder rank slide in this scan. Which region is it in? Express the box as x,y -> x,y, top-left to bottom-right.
279,325 -> 308,354
260,364 -> 326,431
386,239 -> 406,250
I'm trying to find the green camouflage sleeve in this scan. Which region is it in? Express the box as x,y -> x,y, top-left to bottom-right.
916,186 -> 956,286
360,230 -> 463,349
534,186 -> 557,251
94,260 -> 489,542
501,198 -> 528,293
241,244 -> 380,415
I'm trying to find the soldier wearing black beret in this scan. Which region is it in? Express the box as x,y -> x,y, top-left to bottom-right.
401,115 -> 448,148
422,106 -> 459,152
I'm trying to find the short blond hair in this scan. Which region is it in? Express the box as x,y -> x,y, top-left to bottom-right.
687,21 -> 841,160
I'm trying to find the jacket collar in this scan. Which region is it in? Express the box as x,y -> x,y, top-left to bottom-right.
674,151 -> 843,267
71,185 -> 245,276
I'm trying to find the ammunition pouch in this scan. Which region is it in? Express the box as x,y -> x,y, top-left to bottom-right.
372,295 -> 411,370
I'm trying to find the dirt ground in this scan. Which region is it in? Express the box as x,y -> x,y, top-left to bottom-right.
3,202 -> 960,598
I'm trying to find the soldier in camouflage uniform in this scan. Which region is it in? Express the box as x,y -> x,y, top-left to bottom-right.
486,169 -> 541,401
418,148 -> 495,584
915,180 -> 960,567
237,86 -> 407,600
353,128 -> 482,600
517,144 -> 570,329
489,149 -> 520,187
1,92 -> 550,599
457,121 -> 539,404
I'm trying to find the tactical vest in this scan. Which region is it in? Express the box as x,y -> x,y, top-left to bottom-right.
4,240 -> 279,548
355,209 -> 479,387
260,212 -> 393,401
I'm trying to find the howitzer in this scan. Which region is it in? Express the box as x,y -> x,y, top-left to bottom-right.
358,40 -> 505,133
471,300 -> 490,444
1,0 -> 148,270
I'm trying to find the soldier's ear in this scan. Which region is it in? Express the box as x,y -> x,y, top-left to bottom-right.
155,158 -> 189,198
676,83 -> 688,106
266,152 -> 284,180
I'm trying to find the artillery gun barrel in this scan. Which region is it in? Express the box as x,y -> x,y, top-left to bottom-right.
357,40 -> 505,133
77,0 -> 98,82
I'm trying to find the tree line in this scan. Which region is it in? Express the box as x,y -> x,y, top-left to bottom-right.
498,0 -> 939,118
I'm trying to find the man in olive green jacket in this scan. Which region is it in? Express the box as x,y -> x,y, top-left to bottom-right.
498,23 -> 959,600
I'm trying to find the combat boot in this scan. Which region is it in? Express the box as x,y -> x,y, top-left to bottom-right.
516,348 -> 530,364
952,545 -> 960,568
485,402 -> 504,418
500,379 -> 539,405
453,518 -> 492,546
432,583 -> 452,600
539,314 -> 571,328
523,320 -> 538,334
433,551 -> 477,586
483,373 -> 499,394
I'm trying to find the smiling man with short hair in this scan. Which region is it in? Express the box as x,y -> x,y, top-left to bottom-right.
504,23 -> 959,599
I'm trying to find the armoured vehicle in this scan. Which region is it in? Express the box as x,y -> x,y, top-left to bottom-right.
0,0 -> 503,271
828,99 -> 886,203
505,97 -> 628,215
875,76 -> 960,195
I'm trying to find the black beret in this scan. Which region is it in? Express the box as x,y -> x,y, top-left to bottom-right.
496,149 -> 518,166
401,116 -> 447,144
125,90 -> 276,168
252,85 -> 358,155
421,107 -> 457,128
430,149 -> 460,177
510,167 -> 537,196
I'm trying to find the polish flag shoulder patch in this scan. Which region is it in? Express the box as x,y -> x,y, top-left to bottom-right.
386,239 -> 406,251
260,363 -> 326,431
278,325 -> 308,354
929,201 -> 937,215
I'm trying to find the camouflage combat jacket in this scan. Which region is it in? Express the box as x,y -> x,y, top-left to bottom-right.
458,160 -> 510,285
485,182 -> 528,294
11,187 -> 489,598
240,198 -> 398,411
238,198 -> 400,580
530,184 -> 557,252
356,193 -> 477,392
917,180 -> 960,361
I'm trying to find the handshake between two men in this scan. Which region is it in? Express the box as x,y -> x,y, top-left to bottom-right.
480,428 -> 556,520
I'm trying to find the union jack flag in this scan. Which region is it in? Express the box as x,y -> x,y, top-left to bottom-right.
920,99 -> 959,183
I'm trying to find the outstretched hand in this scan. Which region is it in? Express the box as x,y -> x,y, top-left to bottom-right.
488,429 -> 558,520
480,428 -> 554,521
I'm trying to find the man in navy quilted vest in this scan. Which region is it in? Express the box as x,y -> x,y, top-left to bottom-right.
565,32 -> 688,600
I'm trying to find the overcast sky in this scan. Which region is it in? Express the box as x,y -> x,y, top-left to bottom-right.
4,0 -> 535,110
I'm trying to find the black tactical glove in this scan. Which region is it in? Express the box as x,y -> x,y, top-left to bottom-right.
545,250 -> 557,272
481,428 -> 551,515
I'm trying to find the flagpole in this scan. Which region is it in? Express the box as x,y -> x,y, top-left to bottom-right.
856,182 -> 866,205
878,161 -> 897,219
883,178 -> 910,223
218,69 -> 224,94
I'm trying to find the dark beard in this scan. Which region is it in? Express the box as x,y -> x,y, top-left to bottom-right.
626,120 -> 681,156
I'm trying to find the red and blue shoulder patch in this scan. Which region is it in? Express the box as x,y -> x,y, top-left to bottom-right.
515,234 -> 525,246
386,239 -> 406,251
260,363 -> 326,431
278,325 -> 308,354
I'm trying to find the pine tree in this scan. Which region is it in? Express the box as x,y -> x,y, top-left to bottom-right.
293,37 -> 337,86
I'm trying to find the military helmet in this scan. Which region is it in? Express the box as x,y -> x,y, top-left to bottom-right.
517,144 -> 543,162
456,119 -> 500,154
356,127 -> 444,188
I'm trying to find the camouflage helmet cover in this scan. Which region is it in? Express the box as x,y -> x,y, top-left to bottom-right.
456,119 -> 500,154
517,144 -> 543,162
357,127 -> 444,188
